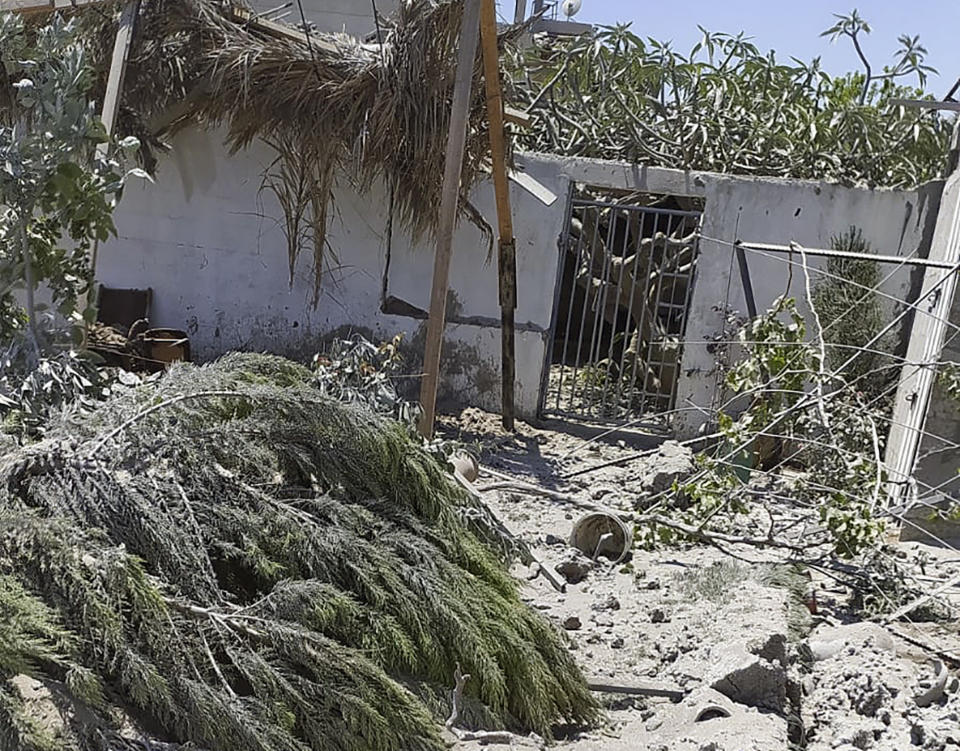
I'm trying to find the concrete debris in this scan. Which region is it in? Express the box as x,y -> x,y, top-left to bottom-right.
441,407 -> 960,751
641,440 -> 694,496
703,640 -> 787,712
803,626 -> 960,751
808,622 -> 897,662
647,686 -> 789,751
650,608 -> 669,623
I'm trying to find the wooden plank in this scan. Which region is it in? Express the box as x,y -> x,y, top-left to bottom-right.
504,106 -> 532,129
96,0 -> 140,154
85,0 -> 138,337
885,123 -> 960,506
2,0 -> 106,14
530,17 -> 593,36
227,5 -> 338,54
480,0 -> 517,431
508,167 -> 557,206
587,681 -> 685,701
417,0 -> 482,438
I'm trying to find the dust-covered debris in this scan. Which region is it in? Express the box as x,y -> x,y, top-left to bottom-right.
440,406 -> 960,751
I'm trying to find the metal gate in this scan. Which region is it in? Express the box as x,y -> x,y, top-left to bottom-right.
541,195 -> 702,424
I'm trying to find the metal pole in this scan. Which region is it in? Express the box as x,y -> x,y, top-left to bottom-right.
417,0 -> 482,438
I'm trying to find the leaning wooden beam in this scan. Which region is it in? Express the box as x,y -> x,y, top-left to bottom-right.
417,0 -> 482,438
83,0 -> 139,342
884,122 -> 960,506
480,0 -> 518,431
97,0 -> 140,153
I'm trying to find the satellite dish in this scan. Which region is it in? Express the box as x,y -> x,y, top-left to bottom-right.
561,0 -> 582,18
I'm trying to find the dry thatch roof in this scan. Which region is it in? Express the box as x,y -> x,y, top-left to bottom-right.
80,0 -> 508,300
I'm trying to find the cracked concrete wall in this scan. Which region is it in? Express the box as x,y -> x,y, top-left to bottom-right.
532,154 -> 943,437
96,127 -> 569,417
96,130 -> 941,427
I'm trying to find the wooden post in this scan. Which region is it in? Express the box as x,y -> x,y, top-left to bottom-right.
417,0 -> 482,438
80,0 -> 138,335
479,0 -> 517,431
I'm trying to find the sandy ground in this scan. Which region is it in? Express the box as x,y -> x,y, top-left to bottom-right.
437,408 -> 960,751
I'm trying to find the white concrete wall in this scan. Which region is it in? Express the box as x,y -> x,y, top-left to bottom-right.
97,128 -> 569,417
534,155 -> 942,436
99,134 -> 940,427
245,0 -> 398,37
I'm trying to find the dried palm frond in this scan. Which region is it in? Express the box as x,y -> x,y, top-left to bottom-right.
74,0 -> 508,301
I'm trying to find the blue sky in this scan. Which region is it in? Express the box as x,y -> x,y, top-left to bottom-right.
501,1 -> 960,95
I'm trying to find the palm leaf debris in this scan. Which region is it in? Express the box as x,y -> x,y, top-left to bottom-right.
68,0 -> 509,301
0,353 -> 595,750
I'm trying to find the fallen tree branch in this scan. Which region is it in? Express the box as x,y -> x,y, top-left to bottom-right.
477,467 -> 629,515
886,623 -> 960,668
561,432 -> 723,479
635,514 -> 812,553
88,390 -> 251,456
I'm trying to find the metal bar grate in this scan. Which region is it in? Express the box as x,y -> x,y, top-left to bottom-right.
543,196 -> 702,425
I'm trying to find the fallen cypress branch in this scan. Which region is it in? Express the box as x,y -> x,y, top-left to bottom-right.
0,353 -> 596,750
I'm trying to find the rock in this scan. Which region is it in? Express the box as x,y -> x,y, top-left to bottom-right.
643,579 -> 662,590
555,557 -> 593,584
611,636 -> 625,649
591,486 -> 617,500
562,615 -> 582,631
650,608 -> 669,624
543,533 -> 564,545
592,594 -> 621,611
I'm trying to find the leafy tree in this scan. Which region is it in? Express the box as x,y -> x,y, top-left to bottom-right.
506,10 -> 952,187
0,12 -> 144,357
